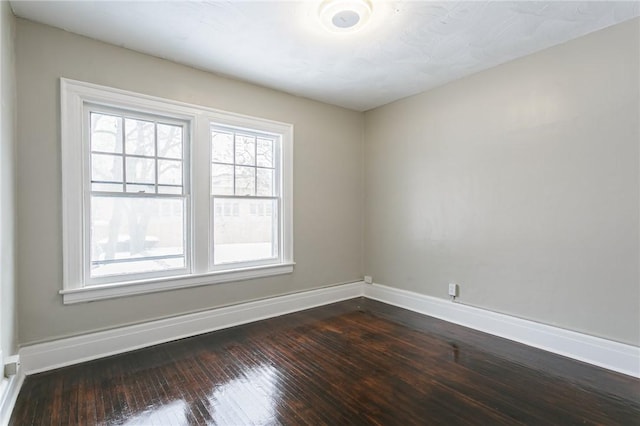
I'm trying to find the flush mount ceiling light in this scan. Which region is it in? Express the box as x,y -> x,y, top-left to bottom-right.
319,0 -> 372,33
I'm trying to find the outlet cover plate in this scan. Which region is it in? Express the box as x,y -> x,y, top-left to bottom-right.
448,283 -> 458,297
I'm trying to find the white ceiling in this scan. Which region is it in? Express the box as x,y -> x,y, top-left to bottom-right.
10,1 -> 640,111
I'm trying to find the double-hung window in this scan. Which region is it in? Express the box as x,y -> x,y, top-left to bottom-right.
210,125 -> 281,268
88,108 -> 189,282
61,79 -> 294,304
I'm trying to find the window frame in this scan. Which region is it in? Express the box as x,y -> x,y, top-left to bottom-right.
60,78 -> 294,304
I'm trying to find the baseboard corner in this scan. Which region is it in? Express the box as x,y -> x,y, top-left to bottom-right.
364,283 -> 640,378
0,359 -> 25,426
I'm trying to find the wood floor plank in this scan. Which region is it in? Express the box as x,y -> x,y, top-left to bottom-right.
10,298 -> 640,425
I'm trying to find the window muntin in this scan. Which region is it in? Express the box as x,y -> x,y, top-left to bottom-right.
210,125 -> 281,268
87,107 -> 189,283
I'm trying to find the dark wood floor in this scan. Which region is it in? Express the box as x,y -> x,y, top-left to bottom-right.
11,298 -> 640,425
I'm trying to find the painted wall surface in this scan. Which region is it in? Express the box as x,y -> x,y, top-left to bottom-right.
16,19 -> 364,344
364,18 -> 640,345
0,1 -> 17,358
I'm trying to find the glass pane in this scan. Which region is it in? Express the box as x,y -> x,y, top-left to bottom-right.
211,131 -> 234,164
211,164 -> 234,195
158,159 -> 182,186
91,113 -> 123,153
235,134 -> 255,166
158,185 -> 183,195
126,157 -> 155,184
256,168 -> 274,196
235,166 -> 255,196
90,195 -> 186,278
257,138 -> 273,168
212,197 -> 278,265
157,123 -> 182,159
92,153 -> 123,183
125,118 -> 155,156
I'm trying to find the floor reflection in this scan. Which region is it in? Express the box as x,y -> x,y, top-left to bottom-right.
208,364 -> 279,425
122,399 -> 187,425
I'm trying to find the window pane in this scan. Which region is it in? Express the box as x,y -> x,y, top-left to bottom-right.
211,164 -> 234,195
90,196 -> 185,278
158,159 -> 182,186
158,185 -> 182,195
235,166 -> 255,196
235,134 -> 255,166
91,113 -> 123,153
126,157 -> 155,184
257,168 -> 274,196
157,123 -> 183,159
212,197 -> 278,265
211,131 -> 233,164
125,118 -> 155,156
92,153 -> 123,183
257,138 -> 273,168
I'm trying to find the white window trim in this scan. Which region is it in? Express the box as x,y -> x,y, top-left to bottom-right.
60,78 -> 294,304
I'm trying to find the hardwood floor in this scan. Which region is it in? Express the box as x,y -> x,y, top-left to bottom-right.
11,298 -> 640,425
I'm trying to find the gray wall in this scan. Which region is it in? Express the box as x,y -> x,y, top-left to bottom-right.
364,18 -> 640,345
16,19 -> 364,345
1,0 -> 17,359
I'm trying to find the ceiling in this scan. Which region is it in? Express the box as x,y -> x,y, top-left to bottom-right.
10,1 -> 640,111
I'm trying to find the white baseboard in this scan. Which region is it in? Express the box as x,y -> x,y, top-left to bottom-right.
17,280 -> 640,380
0,362 -> 25,426
20,281 -> 364,375
364,283 -> 640,378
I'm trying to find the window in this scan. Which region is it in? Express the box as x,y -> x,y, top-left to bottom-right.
210,126 -> 280,267
88,109 -> 189,283
61,79 -> 294,304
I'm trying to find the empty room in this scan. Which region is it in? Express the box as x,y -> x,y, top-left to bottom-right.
0,0 -> 639,424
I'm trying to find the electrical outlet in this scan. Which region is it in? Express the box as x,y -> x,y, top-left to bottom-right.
448,283 -> 458,297
4,360 -> 19,376
364,275 -> 373,284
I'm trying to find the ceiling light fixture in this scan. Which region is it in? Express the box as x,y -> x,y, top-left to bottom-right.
319,0 -> 372,33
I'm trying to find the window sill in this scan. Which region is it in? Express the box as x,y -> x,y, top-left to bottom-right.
60,262 -> 295,304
